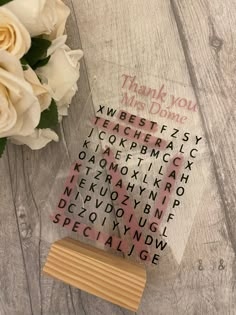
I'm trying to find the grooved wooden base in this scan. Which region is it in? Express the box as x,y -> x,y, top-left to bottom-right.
43,238 -> 146,311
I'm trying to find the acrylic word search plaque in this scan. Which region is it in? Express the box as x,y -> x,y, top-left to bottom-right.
43,62 -> 211,310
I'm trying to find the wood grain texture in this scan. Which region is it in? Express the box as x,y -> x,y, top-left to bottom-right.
0,0 -> 235,314
171,0 -> 236,254
0,151 -> 33,315
44,238 -> 146,312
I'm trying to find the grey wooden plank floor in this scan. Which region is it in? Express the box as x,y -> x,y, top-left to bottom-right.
0,0 -> 236,314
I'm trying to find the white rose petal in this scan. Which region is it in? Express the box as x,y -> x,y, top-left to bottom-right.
24,67 -> 51,112
0,7 -> 31,58
36,44 -> 83,117
0,50 -> 41,138
47,34 -> 67,57
48,0 -> 70,40
11,128 -> 59,150
57,81 -> 79,108
5,0 -> 70,38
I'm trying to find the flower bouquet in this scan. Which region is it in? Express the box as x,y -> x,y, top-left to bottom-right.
0,0 -> 83,156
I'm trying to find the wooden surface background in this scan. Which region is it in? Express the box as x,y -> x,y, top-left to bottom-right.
0,0 -> 236,314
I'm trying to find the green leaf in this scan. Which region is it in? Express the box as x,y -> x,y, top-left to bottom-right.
20,58 -> 29,71
24,37 -> 51,68
32,55 -> 51,70
0,138 -> 7,158
37,99 -> 58,129
0,0 -> 13,5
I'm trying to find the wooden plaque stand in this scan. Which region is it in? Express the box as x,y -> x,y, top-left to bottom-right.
43,238 -> 146,311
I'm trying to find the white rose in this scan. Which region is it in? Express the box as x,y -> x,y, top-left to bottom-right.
11,128 -> 59,150
10,67 -> 59,150
24,67 -> 51,112
0,50 -> 41,138
36,42 -> 83,117
10,66 -> 58,150
5,0 -> 70,38
0,7 -> 31,58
